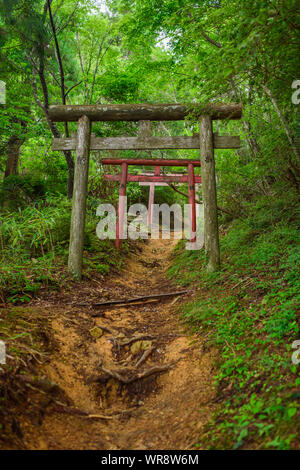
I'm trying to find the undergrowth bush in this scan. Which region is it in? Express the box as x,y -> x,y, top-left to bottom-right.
0,195 -> 125,302
0,195 -> 71,256
0,174 -> 47,210
169,194 -> 300,450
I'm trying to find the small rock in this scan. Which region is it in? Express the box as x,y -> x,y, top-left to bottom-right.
89,327 -> 103,339
130,340 -> 152,355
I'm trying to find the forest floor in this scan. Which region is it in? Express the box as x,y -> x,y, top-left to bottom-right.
1,236 -> 216,450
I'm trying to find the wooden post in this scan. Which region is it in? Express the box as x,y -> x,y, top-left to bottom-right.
68,115 -> 91,279
148,182 -> 155,228
116,162 -> 128,250
139,120 -> 152,137
148,166 -> 160,228
187,163 -> 196,243
199,115 -> 220,271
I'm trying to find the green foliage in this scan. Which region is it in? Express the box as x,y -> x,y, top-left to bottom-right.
96,66 -> 140,102
0,174 -> 47,209
169,195 -> 300,449
0,195 -> 124,302
0,195 -> 71,255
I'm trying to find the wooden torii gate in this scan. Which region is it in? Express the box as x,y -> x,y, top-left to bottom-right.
50,103 -> 242,278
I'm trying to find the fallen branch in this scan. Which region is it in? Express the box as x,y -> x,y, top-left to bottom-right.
80,290 -> 188,309
91,298 -> 160,315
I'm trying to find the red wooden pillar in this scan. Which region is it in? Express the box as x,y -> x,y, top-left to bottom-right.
147,183 -> 155,228
147,166 -> 160,228
116,162 -> 128,250
188,163 -> 196,243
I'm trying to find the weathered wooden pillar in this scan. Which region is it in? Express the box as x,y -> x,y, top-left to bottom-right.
68,115 -> 91,278
199,115 -> 220,271
139,120 -> 151,137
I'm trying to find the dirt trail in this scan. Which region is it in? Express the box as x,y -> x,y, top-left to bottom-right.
19,238 -> 215,450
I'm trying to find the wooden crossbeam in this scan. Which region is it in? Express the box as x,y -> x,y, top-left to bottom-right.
49,103 -> 242,122
52,134 -> 240,151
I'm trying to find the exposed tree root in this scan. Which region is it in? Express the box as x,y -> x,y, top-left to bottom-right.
135,347 -> 155,367
119,334 -> 156,346
98,358 -> 177,385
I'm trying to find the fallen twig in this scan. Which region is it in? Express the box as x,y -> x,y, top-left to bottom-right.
53,404 -> 137,420
232,277 -> 253,290
170,296 -> 180,306
86,414 -> 117,420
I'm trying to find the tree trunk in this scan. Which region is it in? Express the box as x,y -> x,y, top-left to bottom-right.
4,136 -> 24,179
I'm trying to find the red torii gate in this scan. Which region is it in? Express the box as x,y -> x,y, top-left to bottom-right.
102,158 -> 202,249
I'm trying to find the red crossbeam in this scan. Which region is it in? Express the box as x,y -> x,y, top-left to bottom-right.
104,174 -> 202,183
102,158 -> 201,167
